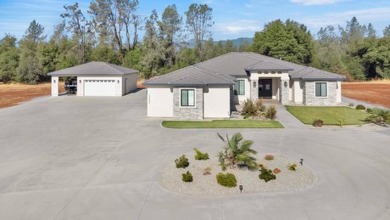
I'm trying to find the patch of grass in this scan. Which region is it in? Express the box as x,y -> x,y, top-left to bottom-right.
162,120 -> 284,129
286,106 -> 369,125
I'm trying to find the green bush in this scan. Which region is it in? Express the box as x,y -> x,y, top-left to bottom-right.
355,104 -> 366,110
288,164 -> 297,171
259,167 -> 276,182
241,99 -> 258,117
193,148 -> 209,160
312,119 -> 324,127
175,155 -> 189,168
216,172 -> 237,187
366,108 -> 373,114
265,105 -> 277,119
366,108 -> 390,125
182,171 -> 193,182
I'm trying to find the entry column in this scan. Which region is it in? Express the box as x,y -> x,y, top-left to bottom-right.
51,76 -> 59,96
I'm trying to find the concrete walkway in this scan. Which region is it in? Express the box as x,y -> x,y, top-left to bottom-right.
0,90 -> 389,220
263,100 -> 307,129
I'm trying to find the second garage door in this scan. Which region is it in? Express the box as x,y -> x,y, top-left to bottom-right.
84,80 -> 116,96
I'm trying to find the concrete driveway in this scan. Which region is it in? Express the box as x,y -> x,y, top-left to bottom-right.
0,89 -> 389,220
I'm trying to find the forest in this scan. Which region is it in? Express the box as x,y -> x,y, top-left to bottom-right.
0,0 -> 389,84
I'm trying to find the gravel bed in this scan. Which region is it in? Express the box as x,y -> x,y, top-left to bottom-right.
159,152 -> 317,196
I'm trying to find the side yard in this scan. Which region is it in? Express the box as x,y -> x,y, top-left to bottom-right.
342,80 -> 390,108
286,106 -> 369,126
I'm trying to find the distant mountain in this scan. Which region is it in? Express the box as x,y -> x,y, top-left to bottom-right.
185,37 -> 253,48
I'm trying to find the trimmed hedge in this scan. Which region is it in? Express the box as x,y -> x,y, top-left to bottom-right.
216,173 -> 237,187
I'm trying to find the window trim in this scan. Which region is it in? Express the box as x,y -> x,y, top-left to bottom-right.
234,79 -> 245,95
315,82 -> 328,98
180,88 -> 196,107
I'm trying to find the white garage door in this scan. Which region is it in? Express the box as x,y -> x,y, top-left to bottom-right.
84,80 -> 116,96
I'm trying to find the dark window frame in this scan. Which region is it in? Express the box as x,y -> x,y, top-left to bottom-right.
315,82 -> 327,97
234,80 -> 245,95
180,89 -> 195,107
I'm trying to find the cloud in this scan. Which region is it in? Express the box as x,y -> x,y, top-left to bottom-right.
215,19 -> 261,36
290,0 -> 341,5
303,7 -> 390,28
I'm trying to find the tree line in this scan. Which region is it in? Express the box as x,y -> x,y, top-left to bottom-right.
0,0 -> 389,84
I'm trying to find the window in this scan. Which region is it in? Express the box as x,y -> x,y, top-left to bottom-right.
234,80 -> 245,95
315,82 -> 327,97
181,89 -> 195,107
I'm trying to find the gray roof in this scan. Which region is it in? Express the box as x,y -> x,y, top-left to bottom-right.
48,62 -> 138,76
144,52 -> 345,86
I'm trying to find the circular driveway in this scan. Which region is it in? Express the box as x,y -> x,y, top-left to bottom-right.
0,90 -> 389,220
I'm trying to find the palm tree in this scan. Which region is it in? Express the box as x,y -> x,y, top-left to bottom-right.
217,132 -> 258,171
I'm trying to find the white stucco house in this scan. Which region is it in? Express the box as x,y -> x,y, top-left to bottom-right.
48,62 -> 139,97
144,52 -> 345,119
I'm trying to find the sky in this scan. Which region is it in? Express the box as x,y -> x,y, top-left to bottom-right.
1,0 -> 390,41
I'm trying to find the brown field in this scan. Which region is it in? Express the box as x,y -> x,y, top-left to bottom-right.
342,80 -> 390,108
0,82 -> 65,109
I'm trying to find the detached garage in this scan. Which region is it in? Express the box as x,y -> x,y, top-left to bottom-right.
48,62 -> 139,97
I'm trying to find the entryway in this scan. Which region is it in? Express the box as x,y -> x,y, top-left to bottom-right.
259,79 -> 272,98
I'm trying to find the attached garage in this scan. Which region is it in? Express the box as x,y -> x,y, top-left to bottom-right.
48,62 -> 139,97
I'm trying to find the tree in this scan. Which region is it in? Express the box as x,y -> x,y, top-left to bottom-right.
89,0 -> 140,60
185,4 -> 214,59
251,19 -> 314,65
384,25 -> 390,38
17,20 -> 46,84
61,3 -> 92,64
0,34 -> 19,83
158,4 -> 182,68
141,10 -> 164,79
217,133 -> 257,171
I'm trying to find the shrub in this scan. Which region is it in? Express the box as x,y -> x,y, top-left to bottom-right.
241,99 -> 258,117
366,108 -> 373,114
265,105 -> 277,119
349,103 -> 354,107
255,99 -> 266,112
355,104 -> 366,110
203,167 -> 211,175
175,155 -> 189,168
218,133 -> 257,171
182,171 -> 193,182
259,167 -> 276,182
264,154 -> 274,160
216,172 -> 237,187
366,108 -> 390,125
193,148 -> 209,160
288,163 -> 297,171
312,119 -> 324,127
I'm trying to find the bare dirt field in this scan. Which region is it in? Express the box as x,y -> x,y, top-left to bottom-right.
342,80 -> 390,108
0,82 -> 65,109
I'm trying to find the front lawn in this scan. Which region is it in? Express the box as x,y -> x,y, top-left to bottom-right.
285,106 -> 369,125
162,120 -> 284,129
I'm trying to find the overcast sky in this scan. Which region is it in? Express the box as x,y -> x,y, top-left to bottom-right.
1,0 -> 390,41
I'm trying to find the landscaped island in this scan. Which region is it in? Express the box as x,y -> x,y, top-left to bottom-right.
159,133 -> 317,196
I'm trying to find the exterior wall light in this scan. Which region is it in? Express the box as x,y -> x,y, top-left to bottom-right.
284,81 -> 288,88
53,79 -> 56,83
117,80 -> 120,84
253,81 -> 256,88
79,80 -> 81,83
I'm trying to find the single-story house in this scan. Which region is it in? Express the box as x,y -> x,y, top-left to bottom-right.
48,62 -> 139,97
144,52 -> 346,119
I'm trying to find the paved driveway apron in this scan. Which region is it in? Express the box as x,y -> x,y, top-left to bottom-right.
0,90 -> 389,220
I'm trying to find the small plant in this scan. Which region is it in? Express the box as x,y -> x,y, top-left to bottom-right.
265,105 -> 277,119
366,108 -> 373,114
259,167 -> 276,182
175,155 -> 189,168
193,148 -> 209,160
355,104 -> 366,110
288,163 -> 297,171
241,99 -> 258,117
349,103 -> 354,107
366,108 -> 390,125
217,133 -> 257,171
255,98 -> 266,112
264,154 -> 274,160
312,119 -> 324,127
203,167 -> 211,175
216,172 -> 237,187
273,168 -> 281,174
258,163 -> 265,169
182,171 -> 193,182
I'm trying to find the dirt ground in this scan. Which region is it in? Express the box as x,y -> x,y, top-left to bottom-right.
0,82 -> 65,109
342,81 -> 390,108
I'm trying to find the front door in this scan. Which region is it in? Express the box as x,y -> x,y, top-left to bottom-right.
259,79 -> 272,98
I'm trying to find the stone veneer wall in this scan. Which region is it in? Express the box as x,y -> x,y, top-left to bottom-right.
280,79 -> 289,104
173,87 -> 203,119
303,81 -> 337,106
